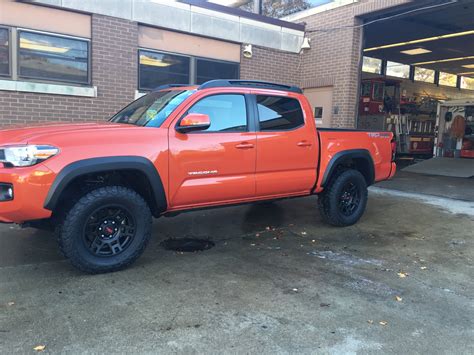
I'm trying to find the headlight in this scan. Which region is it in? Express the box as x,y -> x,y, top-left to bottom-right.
0,145 -> 59,167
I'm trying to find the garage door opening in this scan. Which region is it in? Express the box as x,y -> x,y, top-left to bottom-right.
358,0 -> 474,174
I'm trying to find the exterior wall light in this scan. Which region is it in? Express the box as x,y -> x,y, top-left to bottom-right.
243,44 -> 253,58
301,37 -> 311,50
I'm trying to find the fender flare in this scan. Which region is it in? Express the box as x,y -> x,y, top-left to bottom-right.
44,156 -> 167,213
321,149 -> 375,187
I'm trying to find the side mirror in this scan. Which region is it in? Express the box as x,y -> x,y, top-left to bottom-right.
176,113 -> 211,133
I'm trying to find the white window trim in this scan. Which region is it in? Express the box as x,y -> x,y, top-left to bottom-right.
0,79 -> 97,97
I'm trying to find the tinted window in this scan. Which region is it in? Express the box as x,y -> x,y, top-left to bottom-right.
110,90 -> 194,127
18,31 -> 89,84
196,58 -> 239,84
0,28 -> 9,76
257,95 -> 304,131
188,94 -> 247,132
139,50 -> 190,90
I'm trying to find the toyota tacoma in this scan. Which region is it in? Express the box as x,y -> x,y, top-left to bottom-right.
0,80 -> 396,273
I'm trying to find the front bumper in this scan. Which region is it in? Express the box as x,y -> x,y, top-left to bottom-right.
0,164 -> 55,223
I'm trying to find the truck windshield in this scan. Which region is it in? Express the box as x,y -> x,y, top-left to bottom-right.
110,90 -> 194,127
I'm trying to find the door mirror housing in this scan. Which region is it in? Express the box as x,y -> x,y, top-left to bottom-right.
176,113 -> 211,133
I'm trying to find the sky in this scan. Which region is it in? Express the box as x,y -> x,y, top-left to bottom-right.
309,0 -> 333,5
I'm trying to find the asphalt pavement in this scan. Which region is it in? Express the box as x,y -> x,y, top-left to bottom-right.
0,192 -> 473,353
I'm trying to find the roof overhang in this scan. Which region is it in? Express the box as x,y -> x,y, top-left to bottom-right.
20,0 -> 305,53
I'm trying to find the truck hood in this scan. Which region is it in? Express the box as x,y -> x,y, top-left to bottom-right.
0,122 -> 135,145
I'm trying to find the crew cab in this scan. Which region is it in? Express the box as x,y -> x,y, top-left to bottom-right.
0,80 -> 396,273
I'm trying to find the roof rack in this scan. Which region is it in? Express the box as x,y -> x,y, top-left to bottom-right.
153,84 -> 191,91
198,80 -> 303,94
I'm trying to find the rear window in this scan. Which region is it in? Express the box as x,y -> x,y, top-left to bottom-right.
256,95 -> 304,131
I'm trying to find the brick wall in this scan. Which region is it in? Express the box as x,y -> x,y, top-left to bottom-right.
0,14 -> 138,127
298,0 -> 414,127
240,45 -> 301,86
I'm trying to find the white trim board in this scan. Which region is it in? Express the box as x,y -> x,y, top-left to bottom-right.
0,79 -> 97,97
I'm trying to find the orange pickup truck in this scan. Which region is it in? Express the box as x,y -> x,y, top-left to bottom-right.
0,80 -> 396,273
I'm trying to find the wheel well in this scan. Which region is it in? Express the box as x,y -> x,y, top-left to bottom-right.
347,157 -> 373,185
52,170 -> 162,218
324,154 -> 375,187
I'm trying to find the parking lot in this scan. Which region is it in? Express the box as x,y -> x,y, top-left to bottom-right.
0,191 -> 473,354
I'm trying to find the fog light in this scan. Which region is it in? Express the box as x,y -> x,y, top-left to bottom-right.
0,184 -> 13,201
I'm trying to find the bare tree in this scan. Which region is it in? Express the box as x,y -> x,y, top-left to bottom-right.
240,0 -> 311,18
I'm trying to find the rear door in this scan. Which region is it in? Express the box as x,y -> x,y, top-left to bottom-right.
168,92 -> 257,209
253,93 -> 318,198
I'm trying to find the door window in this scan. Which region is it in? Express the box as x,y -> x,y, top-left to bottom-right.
187,94 -> 247,132
257,95 -> 304,131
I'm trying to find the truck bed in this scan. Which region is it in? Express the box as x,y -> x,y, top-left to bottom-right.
315,128 -> 395,192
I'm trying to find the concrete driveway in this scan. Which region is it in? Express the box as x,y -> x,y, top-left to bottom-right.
0,192 -> 473,354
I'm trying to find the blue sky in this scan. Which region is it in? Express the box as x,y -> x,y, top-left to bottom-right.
309,0 -> 333,5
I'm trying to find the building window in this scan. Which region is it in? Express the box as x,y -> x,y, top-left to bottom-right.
439,72 -> 457,87
139,50 -> 190,90
386,61 -> 410,79
18,30 -> 89,85
257,95 -> 304,131
138,49 -> 240,90
0,28 -> 9,77
196,58 -> 239,84
414,67 -> 435,83
362,56 -> 382,74
314,107 -> 323,119
461,76 -> 474,90
188,94 -> 247,132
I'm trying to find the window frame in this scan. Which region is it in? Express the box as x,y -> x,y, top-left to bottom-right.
138,48 -> 192,91
16,28 -> 91,86
176,92 -> 252,134
255,94 -> 306,132
0,25 -> 11,78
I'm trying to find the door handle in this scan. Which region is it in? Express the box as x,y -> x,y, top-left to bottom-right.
235,142 -> 254,149
297,141 -> 312,147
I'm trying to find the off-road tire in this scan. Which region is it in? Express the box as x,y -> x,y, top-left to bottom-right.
318,169 -> 368,227
57,186 -> 152,274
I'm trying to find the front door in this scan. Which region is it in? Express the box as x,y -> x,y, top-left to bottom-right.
168,93 -> 256,209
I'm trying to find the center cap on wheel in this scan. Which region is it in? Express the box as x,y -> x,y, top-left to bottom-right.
99,220 -> 118,239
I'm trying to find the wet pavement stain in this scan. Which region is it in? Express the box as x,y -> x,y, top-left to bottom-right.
161,238 -> 215,252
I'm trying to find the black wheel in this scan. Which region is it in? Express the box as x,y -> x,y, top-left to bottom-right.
57,186 -> 152,274
318,169 -> 368,227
